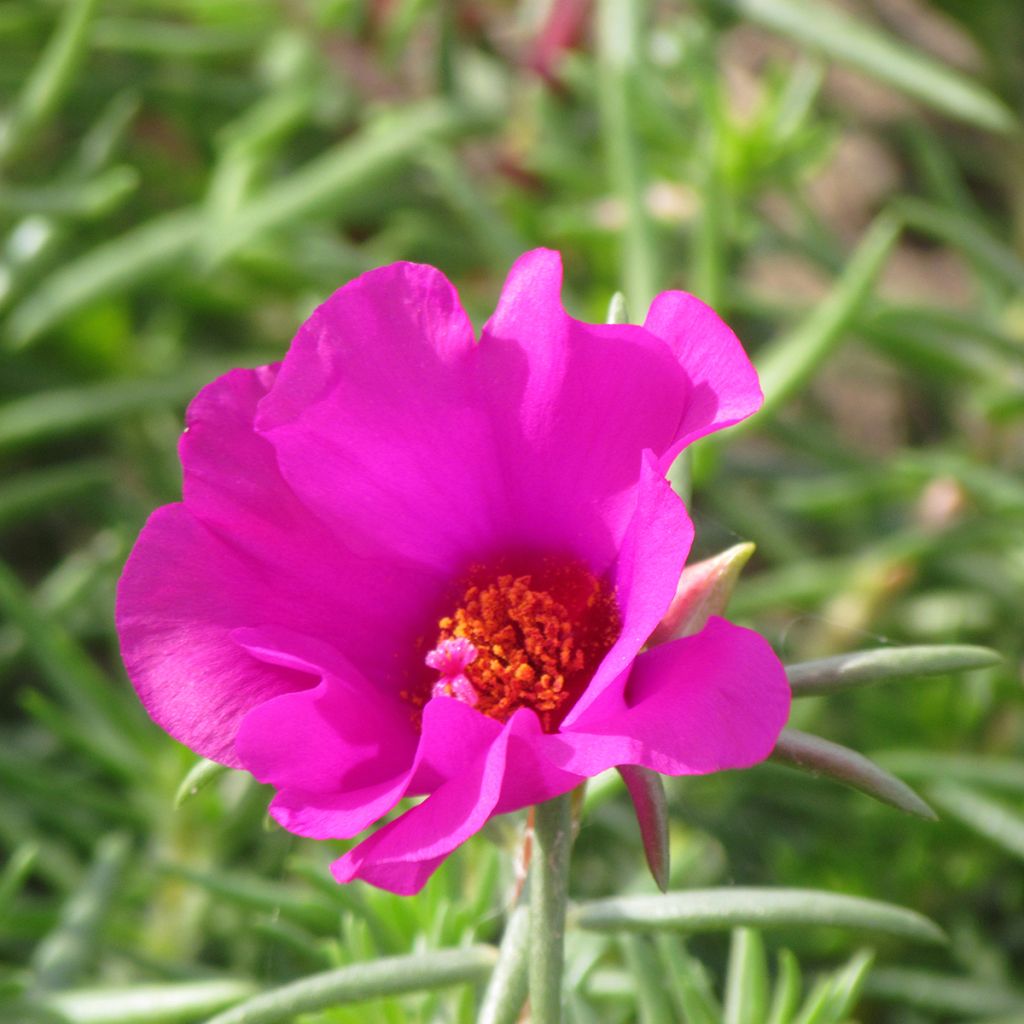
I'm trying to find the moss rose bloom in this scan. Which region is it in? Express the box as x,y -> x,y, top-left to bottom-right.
117,250 -> 790,894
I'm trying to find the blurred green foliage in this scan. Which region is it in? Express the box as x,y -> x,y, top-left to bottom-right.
1,0 -> 1023,1021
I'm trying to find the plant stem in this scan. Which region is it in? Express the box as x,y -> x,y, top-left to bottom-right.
528,793 -> 574,1023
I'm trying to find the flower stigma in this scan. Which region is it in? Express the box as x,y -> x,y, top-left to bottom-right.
426,636 -> 480,706
422,557 -> 621,732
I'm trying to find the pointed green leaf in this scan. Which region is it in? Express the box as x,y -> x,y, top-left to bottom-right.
202,101 -> 482,267
0,561 -> 146,774
161,865 -> 337,934
174,758 -> 232,808
0,367 -> 233,450
895,197 -> 1024,292
621,935 -> 676,1024
0,462 -> 111,528
724,928 -> 768,1024
771,728 -> 937,819
43,979 -> 256,1024
618,765 -> 670,892
572,888 -> 945,944
928,782 -> 1024,860
654,935 -> 721,1024
31,834 -> 131,993
6,208 -> 204,347
792,949 -> 873,1024
715,0 -> 1016,132
201,947 -> 498,1024
865,967 -> 1024,1017
766,949 -> 801,1024
872,752 -> 1024,793
753,213 -> 900,422
0,0 -> 102,168
787,644 -> 1000,696
0,844 -> 38,922
606,291 -> 629,326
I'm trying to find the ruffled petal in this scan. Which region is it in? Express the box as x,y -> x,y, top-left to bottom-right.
256,263 -> 507,573
477,250 -> 692,565
331,706 -> 538,895
116,505 -> 324,766
551,617 -> 790,777
643,291 -> 763,464
236,634 -> 513,841
234,629 -> 418,838
563,452 -> 693,726
117,369 -> 446,765
181,365 -> 290,540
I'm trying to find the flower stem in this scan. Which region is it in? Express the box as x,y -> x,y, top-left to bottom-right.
528,792 -> 574,1023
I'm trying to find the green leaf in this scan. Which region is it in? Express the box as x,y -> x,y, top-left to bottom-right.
715,0 -> 1017,133
621,935 -> 677,1024
864,967 -> 1024,1017
654,935 -> 721,1024
31,834 -> 131,993
42,979 -> 256,1024
894,197 -> 1024,292
771,729 -> 937,819
724,928 -> 768,1024
571,888 -> 946,944
791,949 -> 873,1024
0,560 -> 146,774
928,782 -> 1024,860
0,369 -> 229,450
174,758 -> 232,808
200,947 -> 498,1024
6,209 -> 203,347
753,213 -> 901,423
0,844 -> 38,921
872,752 -> 1024,793
786,644 -> 1001,696
766,949 -> 801,1024
605,291 -> 629,326
160,865 -> 339,935
0,462 -> 111,528
0,166 -> 138,218
0,0 -> 102,168
618,765 -> 670,892
202,100 -> 483,266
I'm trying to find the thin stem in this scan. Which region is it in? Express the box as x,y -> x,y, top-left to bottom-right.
528,793 -> 574,1024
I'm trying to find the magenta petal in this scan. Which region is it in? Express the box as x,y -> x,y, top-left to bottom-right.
234,628 -> 417,838
180,365 -> 288,540
643,291 -> 763,464
256,262 -> 503,572
116,505 -> 318,766
554,617 -> 790,777
563,451 -> 694,726
118,367 -> 447,766
331,707 -> 536,895
478,250 -> 693,563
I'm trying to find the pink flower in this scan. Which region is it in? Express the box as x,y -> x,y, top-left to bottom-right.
116,250 -> 790,895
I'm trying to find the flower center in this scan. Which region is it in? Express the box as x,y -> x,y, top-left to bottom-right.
422,558 -> 621,731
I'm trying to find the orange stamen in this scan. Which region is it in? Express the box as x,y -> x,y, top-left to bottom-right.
422,558 -> 620,732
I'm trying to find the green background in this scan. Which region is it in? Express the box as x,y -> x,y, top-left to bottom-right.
1,1 -> 1023,1021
